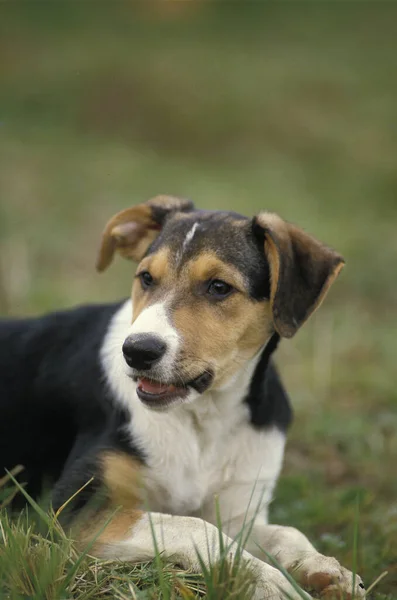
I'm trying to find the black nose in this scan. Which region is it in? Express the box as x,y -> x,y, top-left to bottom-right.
122,334 -> 167,370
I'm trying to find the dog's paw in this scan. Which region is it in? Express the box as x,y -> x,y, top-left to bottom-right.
299,555 -> 365,599
253,567 -> 312,600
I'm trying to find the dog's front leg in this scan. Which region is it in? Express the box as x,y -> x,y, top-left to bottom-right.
83,510 -> 309,600
243,519 -> 365,599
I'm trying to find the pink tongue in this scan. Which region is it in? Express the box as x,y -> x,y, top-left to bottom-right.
138,378 -> 176,395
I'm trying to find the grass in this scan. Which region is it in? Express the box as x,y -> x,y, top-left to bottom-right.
0,477 -> 259,600
0,509 -> 207,600
0,2 -> 396,598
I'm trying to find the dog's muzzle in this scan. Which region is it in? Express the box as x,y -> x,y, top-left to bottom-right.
122,334 -> 166,370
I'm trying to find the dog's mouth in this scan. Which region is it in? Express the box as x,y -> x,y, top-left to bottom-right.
133,371 -> 213,408
136,377 -> 189,406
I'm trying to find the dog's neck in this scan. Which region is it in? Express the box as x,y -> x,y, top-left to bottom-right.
181,348 -> 265,425
190,332 -> 280,421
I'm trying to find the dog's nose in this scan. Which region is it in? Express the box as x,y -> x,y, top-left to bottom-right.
122,334 -> 167,370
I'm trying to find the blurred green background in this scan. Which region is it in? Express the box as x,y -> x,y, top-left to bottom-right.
1,2 -> 396,597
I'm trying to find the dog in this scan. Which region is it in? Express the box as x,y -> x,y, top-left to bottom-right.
0,195 -> 365,599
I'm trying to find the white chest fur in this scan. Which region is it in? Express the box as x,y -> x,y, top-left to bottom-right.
101,301 -> 286,522
133,407 -> 286,523
131,395 -> 251,515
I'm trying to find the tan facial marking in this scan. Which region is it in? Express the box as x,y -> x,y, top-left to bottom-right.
131,247 -> 173,322
237,300 -> 273,353
186,252 -> 247,292
138,247 -> 171,282
171,252 -> 273,386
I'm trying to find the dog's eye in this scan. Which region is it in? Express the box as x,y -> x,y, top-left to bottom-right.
207,279 -> 233,299
138,271 -> 154,289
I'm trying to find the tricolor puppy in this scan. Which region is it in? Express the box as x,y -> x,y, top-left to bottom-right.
0,196 -> 365,599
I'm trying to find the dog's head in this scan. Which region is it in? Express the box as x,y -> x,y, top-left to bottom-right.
97,195 -> 344,409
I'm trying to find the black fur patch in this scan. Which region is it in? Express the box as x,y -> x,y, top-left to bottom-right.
148,210 -> 271,300
245,333 -> 293,431
0,302 -> 144,505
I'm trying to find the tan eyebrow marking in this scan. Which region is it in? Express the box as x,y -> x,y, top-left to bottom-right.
132,247 -> 174,321
185,252 -> 247,292
138,247 -> 171,281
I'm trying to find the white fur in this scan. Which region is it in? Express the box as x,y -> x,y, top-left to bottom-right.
101,300 -> 284,519
101,512 -> 309,600
182,222 -> 199,252
100,301 -> 365,599
103,300 -> 180,394
126,301 -> 180,374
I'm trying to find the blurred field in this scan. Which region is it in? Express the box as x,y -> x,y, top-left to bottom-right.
1,2 -> 396,598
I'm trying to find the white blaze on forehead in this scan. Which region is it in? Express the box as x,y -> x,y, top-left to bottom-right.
182,222 -> 200,252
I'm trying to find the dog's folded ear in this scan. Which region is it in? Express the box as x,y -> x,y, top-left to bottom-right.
253,212 -> 345,338
96,195 -> 194,271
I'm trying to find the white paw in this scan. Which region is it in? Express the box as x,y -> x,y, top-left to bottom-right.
298,554 -> 365,599
253,567 -> 312,600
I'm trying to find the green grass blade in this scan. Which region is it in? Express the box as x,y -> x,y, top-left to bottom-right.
257,545 -> 310,600
5,470 -> 63,537
351,494 -> 360,599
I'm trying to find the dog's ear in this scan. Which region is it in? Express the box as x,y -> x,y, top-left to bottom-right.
253,212 -> 345,338
96,195 -> 194,272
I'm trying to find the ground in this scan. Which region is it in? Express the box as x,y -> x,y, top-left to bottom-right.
0,3 -> 396,598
